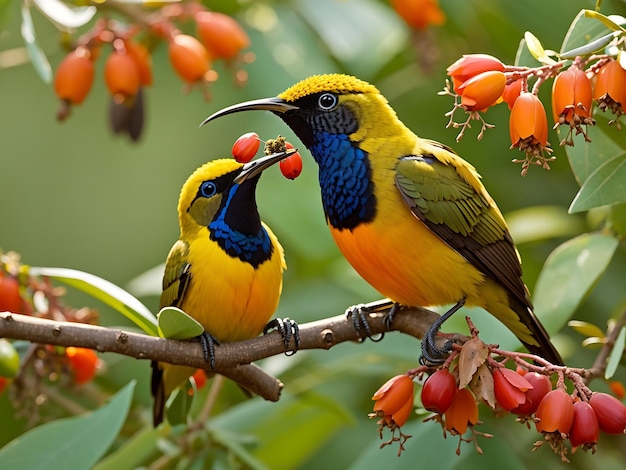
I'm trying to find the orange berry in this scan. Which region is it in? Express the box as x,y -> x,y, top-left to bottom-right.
232,132 -> 261,163
535,389 -> 574,434
509,92 -> 548,147
608,380 -> 626,400
421,369 -> 457,414
195,11 -> 250,60
569,401 -> 599,449
447,54 -> 505,93
457,70 -> 506,111
391,0 -> 446,30
104,49 -> 141,99
372,374 -> 415,427
594,59 -> 626,106
54,48 -> 94,105
589,392 -> 626,434
493,367 -> 533,411
502,78 -> 523,110
0,273 -> 21,314
65,346 -> 99,384
444,388 -> 478,434
124,40 -> 153,86
168,34 -> 211,84
551,64 -> 592,123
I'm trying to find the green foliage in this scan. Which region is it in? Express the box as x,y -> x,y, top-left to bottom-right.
157,306 -> 204,339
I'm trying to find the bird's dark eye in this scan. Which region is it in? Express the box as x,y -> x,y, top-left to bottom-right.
200,181 -> 217,198
318,93 -> 338,110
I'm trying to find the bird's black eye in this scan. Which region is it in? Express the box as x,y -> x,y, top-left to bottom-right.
318,93 -> 338,110
200,181 -> 217,198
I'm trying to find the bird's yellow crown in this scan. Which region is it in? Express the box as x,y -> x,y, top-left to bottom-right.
278,74 -> 379,102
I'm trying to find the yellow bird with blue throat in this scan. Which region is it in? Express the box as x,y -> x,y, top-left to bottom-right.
201,74 -> 562,365
151,149 -> 299,426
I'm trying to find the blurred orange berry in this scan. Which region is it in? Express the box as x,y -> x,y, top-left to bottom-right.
447,54 -> 505,93
535,389 -> 574,434
509,92 -> 548,147
551,64 -> 592,124
608,380 -> 626,400
195,11 -> 250,60
493,367 -> 533,411
168,34 -> 211,84
65,347 -> 99,385
391,0 -> 446,30
444,388 -> 478,434
54,48 -> 95,105
372,374 -> 415,427
457,70 -> 506,111
502,78 -> 523,110
0,272 -> 22,314
124,40 -> 153,86
0,376 -> 7,395
104,49 -> 141,100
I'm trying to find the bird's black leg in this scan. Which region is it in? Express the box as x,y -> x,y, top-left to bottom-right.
420,297 -> 466,366
264,318 -> 300,356
345,299 -> 397,343
197,332 -> 220,369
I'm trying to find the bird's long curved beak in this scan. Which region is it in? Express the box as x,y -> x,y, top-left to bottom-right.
234,148 -> 297,184
200,98 -> 299,127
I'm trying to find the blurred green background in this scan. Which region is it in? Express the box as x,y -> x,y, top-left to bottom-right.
1,0 -> 626,468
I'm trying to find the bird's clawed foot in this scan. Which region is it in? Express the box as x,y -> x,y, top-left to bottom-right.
197,332 -> 220,369
419,297 -> 466,366
345,301 -> 399,342
264,318 -> 300,356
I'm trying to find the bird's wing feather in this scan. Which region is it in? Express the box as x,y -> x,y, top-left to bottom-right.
160,239 -> 191,309
395,154 -> 530,307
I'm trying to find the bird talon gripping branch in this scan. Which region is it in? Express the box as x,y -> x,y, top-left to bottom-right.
264,317 -> 301,355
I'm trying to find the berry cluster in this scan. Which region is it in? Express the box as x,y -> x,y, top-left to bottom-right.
443,47 -> 626,175
53,4 -> 251,140
370,320 -> 626,461
231,132 -> 303,180
0,251 -> 103,421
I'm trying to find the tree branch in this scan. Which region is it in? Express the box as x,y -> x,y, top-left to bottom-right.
0,301 -> 439,400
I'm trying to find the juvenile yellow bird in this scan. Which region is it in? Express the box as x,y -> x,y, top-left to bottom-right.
201,74 -> 562,365
151,149 -> 297,426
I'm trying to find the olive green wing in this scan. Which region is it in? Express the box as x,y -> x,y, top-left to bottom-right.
395,154 -> 529,308
159,239 -> 191,309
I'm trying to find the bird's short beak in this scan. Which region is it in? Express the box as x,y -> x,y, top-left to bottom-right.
200,98 -> 299,127
234,148 -> 298,184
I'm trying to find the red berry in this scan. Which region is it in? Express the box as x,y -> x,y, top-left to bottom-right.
232,132 -> 260,163
535,389 -> 574,434
0,376 -> 7,395
589,392 -> 626,434
421,369 -> 457,414
0,273 -> 21,313
65,347 -> 99,384
511,371 -> 552,416
280,143 -> 302,180
569,401 -> 599,448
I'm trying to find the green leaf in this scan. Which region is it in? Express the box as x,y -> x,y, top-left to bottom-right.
568,320 -> 606,339
93,426 -> 160,470
584,9 -> 626,33
607,203 -> 626,237
506,205 -> 584,244
565,114 -> 626,185
524,31 -> 556,64
560,9 -> 624,55
157,306 -> 204,340
605,326 -> 626,379
0,381 -> 135,470
32,0 -> 96,30
29,267 -> 157,336
533,233 -> 619,333
0,0 -> 13,30
569,151 -> 626,213
20,3 -> 52,83
560,31 -> 619,59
